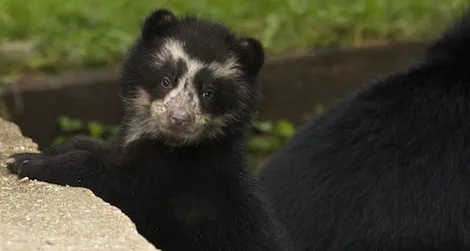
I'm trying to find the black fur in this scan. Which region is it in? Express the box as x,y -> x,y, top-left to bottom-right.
7,9 -> 290,251
259,7 -> 470,251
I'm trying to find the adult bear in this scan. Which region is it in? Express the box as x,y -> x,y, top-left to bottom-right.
259,6 -> 470,251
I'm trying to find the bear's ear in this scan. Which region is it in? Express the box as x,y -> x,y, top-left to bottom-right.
140,9 -> 177,40
234,37 -> 265,76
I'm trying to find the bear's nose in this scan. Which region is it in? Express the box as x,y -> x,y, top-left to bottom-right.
169,111 -> 192,126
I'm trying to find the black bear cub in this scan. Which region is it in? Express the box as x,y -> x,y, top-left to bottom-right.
259,6 -> 470,251
7,9 -> 290,251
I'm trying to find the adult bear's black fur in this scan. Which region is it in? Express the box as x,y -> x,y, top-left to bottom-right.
259,6 -> 470,251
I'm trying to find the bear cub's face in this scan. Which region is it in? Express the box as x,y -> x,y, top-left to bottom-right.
120,9 -> 265,146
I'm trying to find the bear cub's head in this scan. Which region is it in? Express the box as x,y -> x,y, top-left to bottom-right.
119,9 -> 265,147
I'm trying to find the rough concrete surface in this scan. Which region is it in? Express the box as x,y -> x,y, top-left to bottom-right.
0,117 -> 159,251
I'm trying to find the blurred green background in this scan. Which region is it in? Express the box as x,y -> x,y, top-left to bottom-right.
1,0 -> 468,77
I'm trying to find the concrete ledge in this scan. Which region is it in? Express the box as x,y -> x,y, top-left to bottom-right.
0,117 -> 159,251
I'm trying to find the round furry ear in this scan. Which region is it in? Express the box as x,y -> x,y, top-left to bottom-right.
234,37 -> 265,76
140,9 -> 177,40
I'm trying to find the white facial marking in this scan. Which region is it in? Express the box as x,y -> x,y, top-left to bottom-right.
133,87 -> 151,108
154,38 -> 242,81
208,57 -> 242,80
153,38 -> 248,115
124,39 -> 247,147
154,39 -> 206,114
123,87 -> 153,146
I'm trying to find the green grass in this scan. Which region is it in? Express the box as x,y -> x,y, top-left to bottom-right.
0,0 -> 468,76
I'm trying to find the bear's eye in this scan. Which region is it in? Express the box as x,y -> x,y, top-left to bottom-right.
161,77 -> 172,88
202,89 -> 214,99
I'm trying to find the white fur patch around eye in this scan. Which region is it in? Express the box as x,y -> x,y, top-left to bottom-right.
153,38 -> 242,81
153,38 -> 244,113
